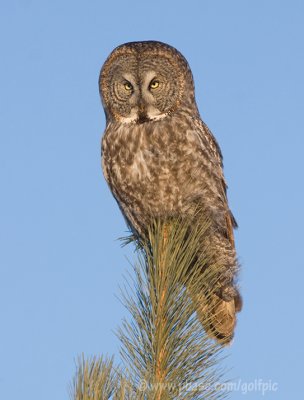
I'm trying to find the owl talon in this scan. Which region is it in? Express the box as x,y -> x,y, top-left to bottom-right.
217,285 -> 242,308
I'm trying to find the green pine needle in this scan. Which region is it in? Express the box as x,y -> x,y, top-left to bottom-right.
118,217 -> 229,399
71,215 -> 231,400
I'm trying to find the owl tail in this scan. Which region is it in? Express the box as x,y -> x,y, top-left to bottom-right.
192,291 -> 240,345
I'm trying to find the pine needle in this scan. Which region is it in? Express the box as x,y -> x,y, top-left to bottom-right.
71,215 -> 230,399
118,217 -> 228,399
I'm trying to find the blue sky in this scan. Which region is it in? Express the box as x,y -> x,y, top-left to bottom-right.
1,0 -> 303,398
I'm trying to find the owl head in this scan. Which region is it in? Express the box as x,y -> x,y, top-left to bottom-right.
99,41 -> 198,124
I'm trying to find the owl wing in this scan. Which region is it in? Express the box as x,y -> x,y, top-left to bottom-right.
193,118 -> 237,245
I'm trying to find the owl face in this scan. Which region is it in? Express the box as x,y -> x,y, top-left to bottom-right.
99,41 -> 195,124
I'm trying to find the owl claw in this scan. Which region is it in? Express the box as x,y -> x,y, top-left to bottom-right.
217,285 -> 242,313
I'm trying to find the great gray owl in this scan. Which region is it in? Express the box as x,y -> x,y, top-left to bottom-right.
99,41 -> 242,344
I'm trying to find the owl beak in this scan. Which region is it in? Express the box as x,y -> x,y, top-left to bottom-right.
137,101 -> 149,124
138,101 -> 146,114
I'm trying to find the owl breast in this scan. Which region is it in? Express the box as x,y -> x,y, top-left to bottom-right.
102,115 -> 216,234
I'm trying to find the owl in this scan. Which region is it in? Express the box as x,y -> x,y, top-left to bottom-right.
99,41 -> 242,344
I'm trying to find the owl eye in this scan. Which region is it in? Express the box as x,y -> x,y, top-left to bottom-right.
149,79 -> 160,90
124,81 -> 133,91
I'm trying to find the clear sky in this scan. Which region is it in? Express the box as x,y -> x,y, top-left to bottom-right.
1,0 -> 303,398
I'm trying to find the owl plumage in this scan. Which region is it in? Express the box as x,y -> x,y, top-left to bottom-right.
99,41 -> 242,344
